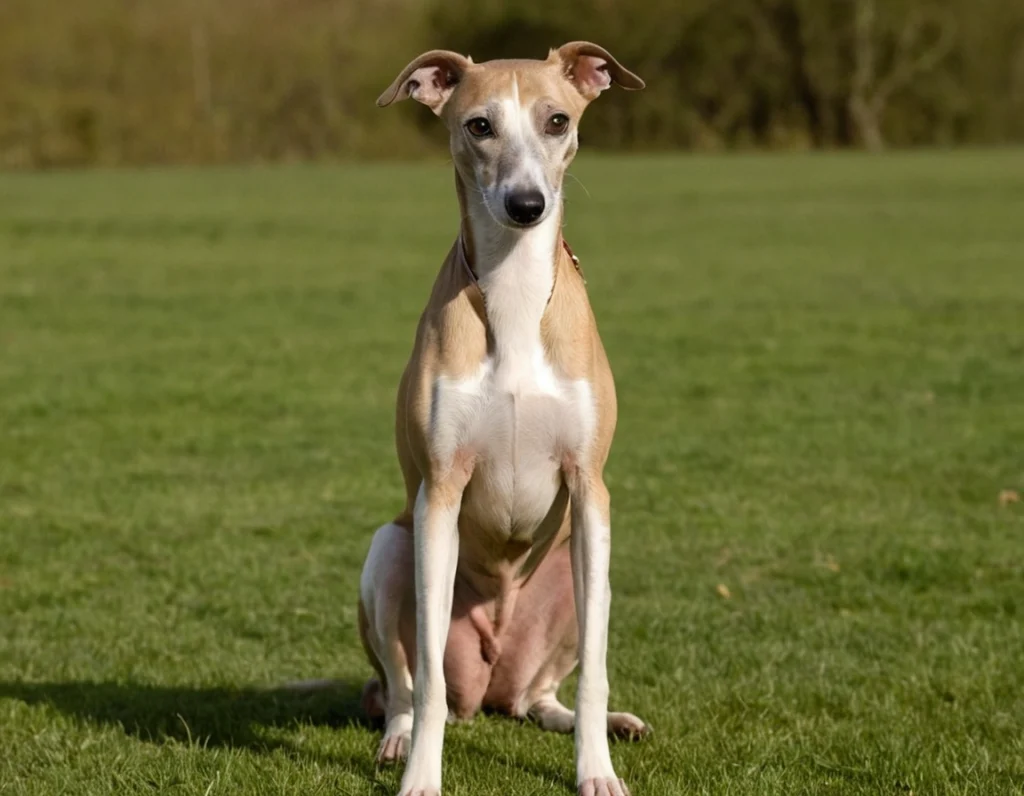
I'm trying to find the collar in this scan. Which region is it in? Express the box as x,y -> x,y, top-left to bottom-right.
457,234 -> 585,287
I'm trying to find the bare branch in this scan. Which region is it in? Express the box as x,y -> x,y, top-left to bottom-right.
849,0 -> 957,150
875,7 -> 957,107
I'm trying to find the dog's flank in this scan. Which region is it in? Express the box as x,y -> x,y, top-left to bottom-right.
359,42 -> 647,796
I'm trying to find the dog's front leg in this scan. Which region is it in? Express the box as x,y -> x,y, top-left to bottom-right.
398,479 -> 463,796
569,476 -> 630,796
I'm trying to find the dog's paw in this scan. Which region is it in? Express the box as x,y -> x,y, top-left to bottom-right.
397,776 -> 440,796
376,730 -> 411,765
376,713 -> 413,766
578,778 -> 631,796
608,711 -> 651,741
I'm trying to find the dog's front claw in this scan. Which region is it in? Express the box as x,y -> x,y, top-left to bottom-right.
608,711 -> 651,741
579,778 -> 631,796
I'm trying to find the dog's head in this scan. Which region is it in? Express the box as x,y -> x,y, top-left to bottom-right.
378,43 -> 643,230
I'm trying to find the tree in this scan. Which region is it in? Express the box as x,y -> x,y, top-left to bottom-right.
849,0 -> 956,150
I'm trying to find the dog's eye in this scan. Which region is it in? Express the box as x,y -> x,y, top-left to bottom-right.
545,113 -> 570,135
465,118 -> 493,138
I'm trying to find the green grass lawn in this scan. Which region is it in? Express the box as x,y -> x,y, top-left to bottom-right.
1,151 -> 1023,795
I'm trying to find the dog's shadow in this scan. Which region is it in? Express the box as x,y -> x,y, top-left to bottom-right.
0,678 -> 381,776
2,679 -> 582,791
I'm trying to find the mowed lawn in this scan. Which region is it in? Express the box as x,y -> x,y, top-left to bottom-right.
1,152 -> 1022,796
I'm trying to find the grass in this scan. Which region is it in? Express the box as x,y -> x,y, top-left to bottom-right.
1,150 -> 1023,795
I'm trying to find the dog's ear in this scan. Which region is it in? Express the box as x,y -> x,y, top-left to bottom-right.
554,42 -> 645,101
377,50 -> 473,115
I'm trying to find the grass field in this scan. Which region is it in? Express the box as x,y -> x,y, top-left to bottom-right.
1,151 -> 1023,795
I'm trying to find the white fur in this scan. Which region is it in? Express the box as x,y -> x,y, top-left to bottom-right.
571,502 -> 616,788
360,523 -> 416,762
399,485 -> 460,796
475,211 -> 559,386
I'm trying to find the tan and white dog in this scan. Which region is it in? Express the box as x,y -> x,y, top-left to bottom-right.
358,42 -> 648,796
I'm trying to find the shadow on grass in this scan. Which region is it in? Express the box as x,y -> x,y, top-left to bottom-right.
460,734 -> 576,791
0,680 -> 591,791
0,678 -> 381,775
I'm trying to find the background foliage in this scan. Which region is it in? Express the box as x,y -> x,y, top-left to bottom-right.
1,0 -> 1023,166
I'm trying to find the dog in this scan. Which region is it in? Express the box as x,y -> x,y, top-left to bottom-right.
358,42 -> 648,796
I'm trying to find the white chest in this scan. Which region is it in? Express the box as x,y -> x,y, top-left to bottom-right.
429,347 -> 594,539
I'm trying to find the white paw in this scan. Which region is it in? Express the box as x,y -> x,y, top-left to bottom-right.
578,778 -> 631,796
608,711 -> 650,741
396,749 -> 441,795
397,769 -> 441,796
376,714 -> 413,765
376,730 -> 410,764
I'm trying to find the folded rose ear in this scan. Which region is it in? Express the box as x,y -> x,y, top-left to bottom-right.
377,50 -> 473,115
554,41 -> 645,102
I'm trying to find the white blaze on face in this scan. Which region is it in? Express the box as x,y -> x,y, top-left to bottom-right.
489,74 -> 554,218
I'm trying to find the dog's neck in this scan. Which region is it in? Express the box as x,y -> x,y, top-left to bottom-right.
456,172 -> 562,373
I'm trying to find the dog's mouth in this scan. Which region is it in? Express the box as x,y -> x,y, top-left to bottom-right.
503,215 -> 547,230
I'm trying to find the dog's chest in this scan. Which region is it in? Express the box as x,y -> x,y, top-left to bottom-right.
431,345 -> 594,541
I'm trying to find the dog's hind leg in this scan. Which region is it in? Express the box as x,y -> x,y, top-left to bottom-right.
359,520 -> 417,765
529,692 -> 649,739
521,644 -> 648,740
485,543 -> 649,741
528,692 -> 576,733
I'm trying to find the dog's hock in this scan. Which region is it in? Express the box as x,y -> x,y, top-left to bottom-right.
377,49 -> 473,115
554,41 -> 645,102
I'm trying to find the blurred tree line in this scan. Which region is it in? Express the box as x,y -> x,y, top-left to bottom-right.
1,0 -> 1022,168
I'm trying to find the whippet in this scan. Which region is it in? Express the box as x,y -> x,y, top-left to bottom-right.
358,42 -> 648,796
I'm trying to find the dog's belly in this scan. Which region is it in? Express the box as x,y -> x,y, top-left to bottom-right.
459,390 -> 579,543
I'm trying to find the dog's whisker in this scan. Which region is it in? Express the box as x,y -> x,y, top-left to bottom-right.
565,171 -> 592,199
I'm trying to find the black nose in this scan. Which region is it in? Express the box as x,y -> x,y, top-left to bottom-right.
504,189 -> 545,225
